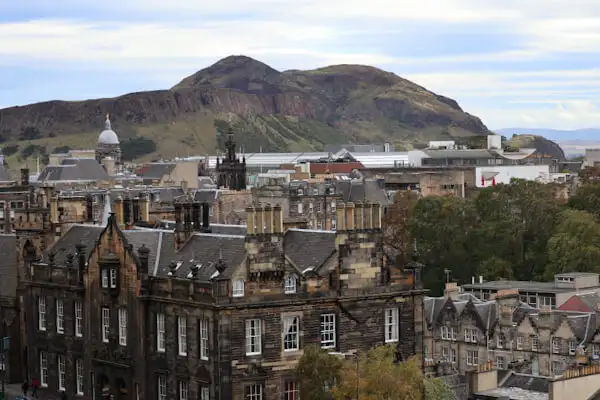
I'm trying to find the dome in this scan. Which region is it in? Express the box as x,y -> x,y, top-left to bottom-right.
98,114 -> 120,145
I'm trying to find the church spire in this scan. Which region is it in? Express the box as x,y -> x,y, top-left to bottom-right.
225,125 -> 236,162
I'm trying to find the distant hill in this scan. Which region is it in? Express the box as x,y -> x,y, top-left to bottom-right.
0,55 -> 492,168
496,127 -> 600,142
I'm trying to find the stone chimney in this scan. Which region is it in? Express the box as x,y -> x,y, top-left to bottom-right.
140,194 -> 150,222
50,194 -> 59,224
264,203 -> 273,234
20,168 -> 29,186
255,205 -> 265,234
345,202 -> 355,230
75,243 -> 86,284
138,244 -> 150,276
355,202 -> 364,230
85,194 -> 94,223
201,202 -> 210,231
114,196 -> 124,227
246,206 -> 256,234
372,202 -> 382,230
192,202 -> 201,231
336,202 -> 346,231
363,201 -> 373,229
444,282 -> 461,300
273,204 -> 283,233
174,203 -> 182,232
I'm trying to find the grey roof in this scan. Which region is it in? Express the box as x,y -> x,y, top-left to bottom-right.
501,372 -> 549,393
422,149 -> 497,159
46,225 -> 104,266
284,229 -> 336,272
0,234 -> 17,298
38,159 -> 109,182
324,144 -> 392,153
210,224 -> 247,235
135,163 -> 177,179
335,179 -> 390,204
194,189 -> 217,203
463,280 -> 578,294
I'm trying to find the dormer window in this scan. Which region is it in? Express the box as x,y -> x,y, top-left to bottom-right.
232,279 -> 245,297
297,188 -> 304,196
101,268 -> 118,289
284,275 -> 297,294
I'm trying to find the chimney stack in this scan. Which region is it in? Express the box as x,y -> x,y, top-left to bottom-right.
336,202 -> 346,231
264,203 -> 273,234
355,202 -> 364,230
85,195 -> 94,223
20,168 -> 29,186
255,205 -> 265,234
192,202 -> 201,231
174,203 -> 183,232
75,243 -> 86,284
201,202 -> 210,231
183,203 -> 192,233
372,202 -> 382,230
273,204 -> 283,233
132,198 -> 141,224
114,197 -> 124,227
345,202 -> 355,231
138,244 -> 150,276
246,206 -> 256,234
363,201 -> 373,229
140,193 -> 150,222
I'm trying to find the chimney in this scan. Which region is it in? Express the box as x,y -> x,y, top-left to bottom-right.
114,197 -> 124,226
181,180 -> 188,192
336,202 -> 346,231
140,193 -> 150,222
133,198 -> 141,224
372,202 -> 382,230
355,202 -> 364,230
363,201 -> 373,230
273,204 -> 283,233
20,168 -> 29,186
255,205 -> 265,234
183,203 -> 192,233
174,203 -> 183,232
263,203 -> 273,233
479,276 -> 483,284
75,243 -> 86,284
345,202 -> 355,231
85,195 -> 94,223
444,282 -> 461,300
138,244 -> 150,276
246,206 -> 256,234
50,194 -> 59,224
192,202 -> 201,231
201,202 -> 210,231
123,198 -> 132,226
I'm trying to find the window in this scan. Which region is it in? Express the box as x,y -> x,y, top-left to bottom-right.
385,308 -> 399,343
75,301 -> 83,337
569,340 -> 577,355
297,203 -> 303,214
156,313 -> 166,352
553,361 -> 563,376
200,387 -> 210,400
284,381 -> 299,400
40,351 -> 48,387
516,335 -> 523,350
531,335 -> 539,351
178,381 -> 189,400
283,316 -> 300,351
497,334 -> 504,349
284,275 -> 297,294
56,299 -> 64,334
246,319 -> 262,355
38,296 -> 46,331
450,348 -> 457,363
76,359 -> 84,395
593,344 -> 600,358
158,376 -> 167,400
245,384 -> 264,400
101,269 -> 109,288
442,347 -> 449,361
199,319 -> 209,360
552,337 -> 560,354
58,355 -> 66,391
178,316 -> 187,356
496,356 -> 506,370
320,314 -> 336,349
119,308 -> 127,346
443,326 -> 456,341
466,350 -> 478,366
232,279 -> 245,297
102,308 -> 110,343
110,269 -> 117,288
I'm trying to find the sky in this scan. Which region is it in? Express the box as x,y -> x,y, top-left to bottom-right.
2,0 -> 600,130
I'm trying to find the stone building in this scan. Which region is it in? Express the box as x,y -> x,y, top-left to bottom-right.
216,127 -> 246,191
424,285 -> 600,380
17,195 -> 424,400
96,113 -> 122,165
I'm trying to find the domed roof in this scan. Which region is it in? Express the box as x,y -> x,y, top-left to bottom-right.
98,114 -> 119,145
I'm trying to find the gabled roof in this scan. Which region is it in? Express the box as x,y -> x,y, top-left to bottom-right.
38,159 -> 109,182
284,229 -> 336,273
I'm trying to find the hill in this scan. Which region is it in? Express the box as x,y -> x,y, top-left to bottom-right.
504,134 -> 566,161
0,55 -> 493,166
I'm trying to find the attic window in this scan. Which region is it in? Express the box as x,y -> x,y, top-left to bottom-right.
284,275 -> 297,294
232,279 -> 245,297
101,268 -> 118,289
297,188 -> 304,196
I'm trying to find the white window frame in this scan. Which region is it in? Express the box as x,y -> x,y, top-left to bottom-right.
568,340 -> 577,355
56,299 -> 64,334
118,308 -> 127,346
496,355 -> 506,370
110,268 -> 117,288
232,279 -> 245,297
283,316 -> 300,351
516,335 -> 523,350
178,316 -> 187,356
384,308 -> 399,343
200,387 -> 210,400
284,381 -> 299,400
245,319 -> 262,355
497,334 -> 504,349
466,350 -> 479,366
531,335 -> 539,351
156,313 -> 166,352
38,296 -> 46,331
450,348 -> 457,363
102,308 -> 110,343
320,313 -> 336,349
101,269 -> 109,288
58,354 -> 66,391
284,275 -> 296,294
442,347 -> 449,361
179,381 -> 189,400
297,203 -> 303,214
552,337 -> 560,354
450,327 -> 456,341
245,384 -> 264,400
158,376 -> 167,400
200,319 -> 209,360
40,351 -> 48,387
76,358 -> 84,395
75,301 -> 83,337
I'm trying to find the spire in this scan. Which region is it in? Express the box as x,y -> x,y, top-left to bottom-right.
101,193 -> 112,226
105,113 -> 112,130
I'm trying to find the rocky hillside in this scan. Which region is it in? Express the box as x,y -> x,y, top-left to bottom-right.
0,55 -> 492,164
505,134 -> 566,161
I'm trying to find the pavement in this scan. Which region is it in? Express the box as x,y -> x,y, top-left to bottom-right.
2,383 -> 39,400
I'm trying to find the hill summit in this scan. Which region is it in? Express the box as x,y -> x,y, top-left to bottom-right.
0,55 -> 492,163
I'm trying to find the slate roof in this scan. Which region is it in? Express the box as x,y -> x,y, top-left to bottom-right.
500,372 -> 549,393
45,225 -> 104,266
38,159 -> 109,182
335,179 -> 390,205
194,189 -> 217,203
135,163 -> 177,179
284,229 -> 336,272
0,234 -> 17,298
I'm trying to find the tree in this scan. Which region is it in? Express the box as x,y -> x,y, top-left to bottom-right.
546,209 -> 600,279
383,190 -> 420,267
295,345 -> 343,400
568,183 -> 600,220
330,345 -> 453,400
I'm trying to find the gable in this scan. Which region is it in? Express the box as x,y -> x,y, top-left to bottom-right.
516,315 -> 537,335
553,319 -> 575,339
558,296 -> 594,313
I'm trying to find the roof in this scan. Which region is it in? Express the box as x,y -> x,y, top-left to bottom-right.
284,229 -> 336,272
37,159 -> 109,182
135,163 -> 177,179
0,234 -> 17,298
335,179 -> 390,204
463,280 -> 582,294
309,162 -> 364,175
98,117 -> 119,145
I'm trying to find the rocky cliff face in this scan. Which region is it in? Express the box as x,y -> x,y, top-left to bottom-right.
0,55 -> 492,160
